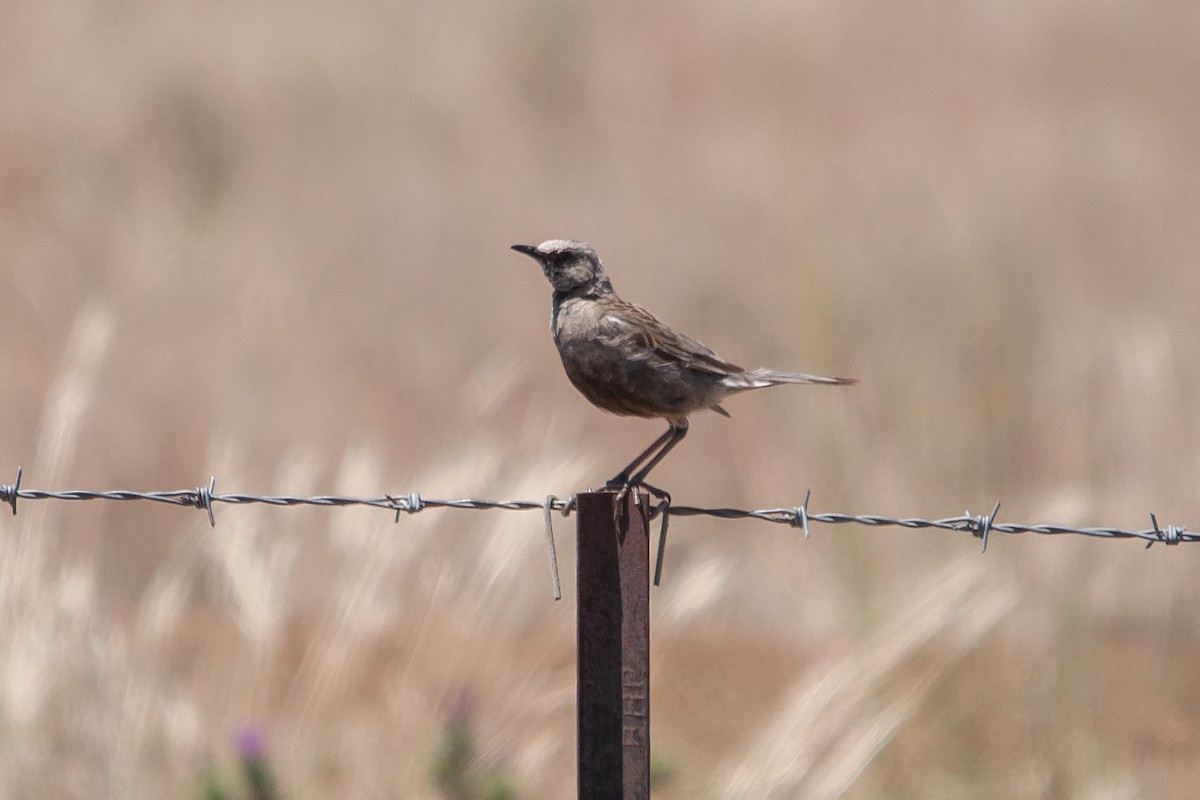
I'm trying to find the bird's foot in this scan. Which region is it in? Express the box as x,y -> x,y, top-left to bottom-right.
605,471 -> 631,489
638,481 -> 671,511
604,475 -> 669,510
605,472 -> 633,505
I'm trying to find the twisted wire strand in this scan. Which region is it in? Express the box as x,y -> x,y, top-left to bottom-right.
0,466 -> 1192,547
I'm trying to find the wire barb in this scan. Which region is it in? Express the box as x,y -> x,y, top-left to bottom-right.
1,466 -> 21,516
969,500 -> 1001,553
386,492 -> 425,522
192,475 -> 216,526
543,495 -> 563,601
789,488 -> 813,539
1147,513 -> 1183,548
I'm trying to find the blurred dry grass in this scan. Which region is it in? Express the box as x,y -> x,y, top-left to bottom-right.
2,0 -> 1199,797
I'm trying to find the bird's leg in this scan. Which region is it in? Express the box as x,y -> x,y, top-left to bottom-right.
607,423 -> 679,488
609,431 -> 676,525
629,419 -> 688,486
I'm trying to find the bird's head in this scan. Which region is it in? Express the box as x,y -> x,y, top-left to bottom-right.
511,239 -> 612,296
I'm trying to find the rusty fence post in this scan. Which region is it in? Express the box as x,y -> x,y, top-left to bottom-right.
575,489 -> 650,800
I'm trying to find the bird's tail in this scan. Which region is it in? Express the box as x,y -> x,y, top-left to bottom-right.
735,368 -> 857,389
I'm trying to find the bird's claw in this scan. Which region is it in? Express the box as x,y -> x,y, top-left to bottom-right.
606,472 -> 631,489
638,481 -> 671,510
604,476 -> 670,512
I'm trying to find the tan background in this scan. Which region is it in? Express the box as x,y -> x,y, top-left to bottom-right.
2,1 -> 1198,797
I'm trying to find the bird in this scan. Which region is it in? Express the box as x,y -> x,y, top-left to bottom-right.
511,239 -> 855,490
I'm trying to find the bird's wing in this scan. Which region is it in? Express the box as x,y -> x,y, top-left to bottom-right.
599,299 -> 745,376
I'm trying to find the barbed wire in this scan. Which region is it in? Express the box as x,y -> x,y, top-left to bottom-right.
2,465 -> 1192,547
3,466 -> 1192,598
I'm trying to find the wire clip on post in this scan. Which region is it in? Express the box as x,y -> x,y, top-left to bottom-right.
640,484 -> 672,587
542,495 -> 566,601
652,497 -> 670,587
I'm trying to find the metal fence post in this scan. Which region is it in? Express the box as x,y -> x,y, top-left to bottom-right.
576,489 -> 650,800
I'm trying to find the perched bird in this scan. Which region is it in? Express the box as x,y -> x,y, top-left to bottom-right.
512,239 -> 855,489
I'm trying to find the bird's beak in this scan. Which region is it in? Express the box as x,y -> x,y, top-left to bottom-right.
510,244 -> 539,258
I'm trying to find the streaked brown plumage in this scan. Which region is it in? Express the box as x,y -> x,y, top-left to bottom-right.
512,239 -> 855,487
